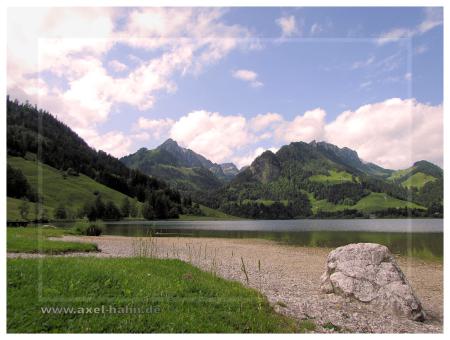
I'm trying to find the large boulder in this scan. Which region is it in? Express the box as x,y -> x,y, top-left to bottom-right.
320,243 -> 425,321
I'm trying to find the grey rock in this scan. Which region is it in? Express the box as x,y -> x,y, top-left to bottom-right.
320,243 -> 425,321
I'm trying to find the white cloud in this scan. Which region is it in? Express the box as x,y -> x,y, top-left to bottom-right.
232,69 -> 263,88
8,8 -> 258,157
376,7 -> 442,45
325,98 -> 443,169
108,60 -> 128,72
130,98 -> 442,169
276,15 -> 299,37
232,147 -> 279,169
250,113 -> 283,131
135,117 -> 175,139
275,109 -> 327,143
75,128 -> 133,158
169,110 -> 253,163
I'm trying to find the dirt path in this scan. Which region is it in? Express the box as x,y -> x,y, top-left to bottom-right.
8,235 -> 443,333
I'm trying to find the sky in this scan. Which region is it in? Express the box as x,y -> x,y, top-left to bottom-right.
7,7 -> 443,169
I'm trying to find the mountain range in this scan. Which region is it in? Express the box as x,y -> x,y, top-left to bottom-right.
6,97 -> 443,220
120,137 -> 442,218
120,139 -> 240,195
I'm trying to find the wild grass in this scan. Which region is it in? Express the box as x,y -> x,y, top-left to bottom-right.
7,257 -> 300,333
7,226 -> 97,254
72,220 -> 105,236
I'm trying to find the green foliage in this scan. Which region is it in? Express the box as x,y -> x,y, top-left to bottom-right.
7,97 -> 182,211
7,227 -> 97,253
309,170 -> 355,184
7,156 -> 139,220
18,199 -> 30,220
8,258 -> 299,333
120,197 -> 131,217
7,164 -> 38,202
72,220 -> 105,236
322,322 -> 342,332
401,172 -> 437,189
142,201 -> 155,220
7,197 -> 53,221
54,203 -> 67,220
352,192 -> 424,212
120,141 -> 224,199
298,320 -> 316,333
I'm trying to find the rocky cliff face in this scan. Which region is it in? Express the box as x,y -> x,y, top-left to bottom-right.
249,150 -> 281,184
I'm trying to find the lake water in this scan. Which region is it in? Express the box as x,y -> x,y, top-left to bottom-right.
90,219 -> 443,260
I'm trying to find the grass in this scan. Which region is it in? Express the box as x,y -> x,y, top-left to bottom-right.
179,205 -> 243,220
387,166 -> 414,181
304,191 -> 349,214
299,320 -> 316,333
7,257 -> 300,333
322,322 -> 342,332
7,226 -> 98,254
7,197 -> 55,221
401,172 -> 437,189
7,156 -> 137,220
241,199 -> 289,206
309,170 -> 355,184
305,190 -> 425,214
352,192 -> 425,212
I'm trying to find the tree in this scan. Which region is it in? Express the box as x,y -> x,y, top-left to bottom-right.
104,201 -> 122,220
153,194 -> 169,219
120,197 -> 131,217
142,200 -> 155,220
94,195 -> 105,219
7,164 -> 37,201
19,199 -> 30,220
54,203 -> 67,219
129,198 -> 138,218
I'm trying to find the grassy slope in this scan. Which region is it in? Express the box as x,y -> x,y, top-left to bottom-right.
7,257 -> 300,333
401,172 -> 437,189
306,191 -> 424,214
352,192 -> 424,212
387,167 -> 414,181
308,170 -> 355,184
7,227 -> 98,254
304,192 -> 348,214
7,156 -> 137,219
7,197 -> 54,220
242,199 -> 289,206
179,205 -> 243,220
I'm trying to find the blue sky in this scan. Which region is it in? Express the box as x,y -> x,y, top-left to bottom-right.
7,7 -> 443,169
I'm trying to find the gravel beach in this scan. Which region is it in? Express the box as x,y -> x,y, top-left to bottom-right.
8,235 -> 443,333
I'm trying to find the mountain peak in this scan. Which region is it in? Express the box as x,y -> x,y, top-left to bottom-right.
159,138 -> 179,148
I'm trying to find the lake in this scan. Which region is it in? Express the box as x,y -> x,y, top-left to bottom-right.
83,219 -> 443,261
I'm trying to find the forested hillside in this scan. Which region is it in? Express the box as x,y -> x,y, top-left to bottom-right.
6,97 -> 192,221
199,141 -> 442,219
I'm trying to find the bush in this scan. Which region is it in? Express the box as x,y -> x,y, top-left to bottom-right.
54,203 -> 67,219
72,220 -> 105,236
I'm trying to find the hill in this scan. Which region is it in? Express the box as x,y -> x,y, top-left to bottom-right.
6,98 -> 191,221
7,155 -> 141,220
388,160 -> 442,188
206,141 -> 440,219
120,139 -> 239,197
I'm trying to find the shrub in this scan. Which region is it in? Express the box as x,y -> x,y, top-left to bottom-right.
54,203 -> 67,219
72,220 -> 105,236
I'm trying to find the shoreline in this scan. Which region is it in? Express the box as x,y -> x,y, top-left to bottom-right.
8,235 -> 443,333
